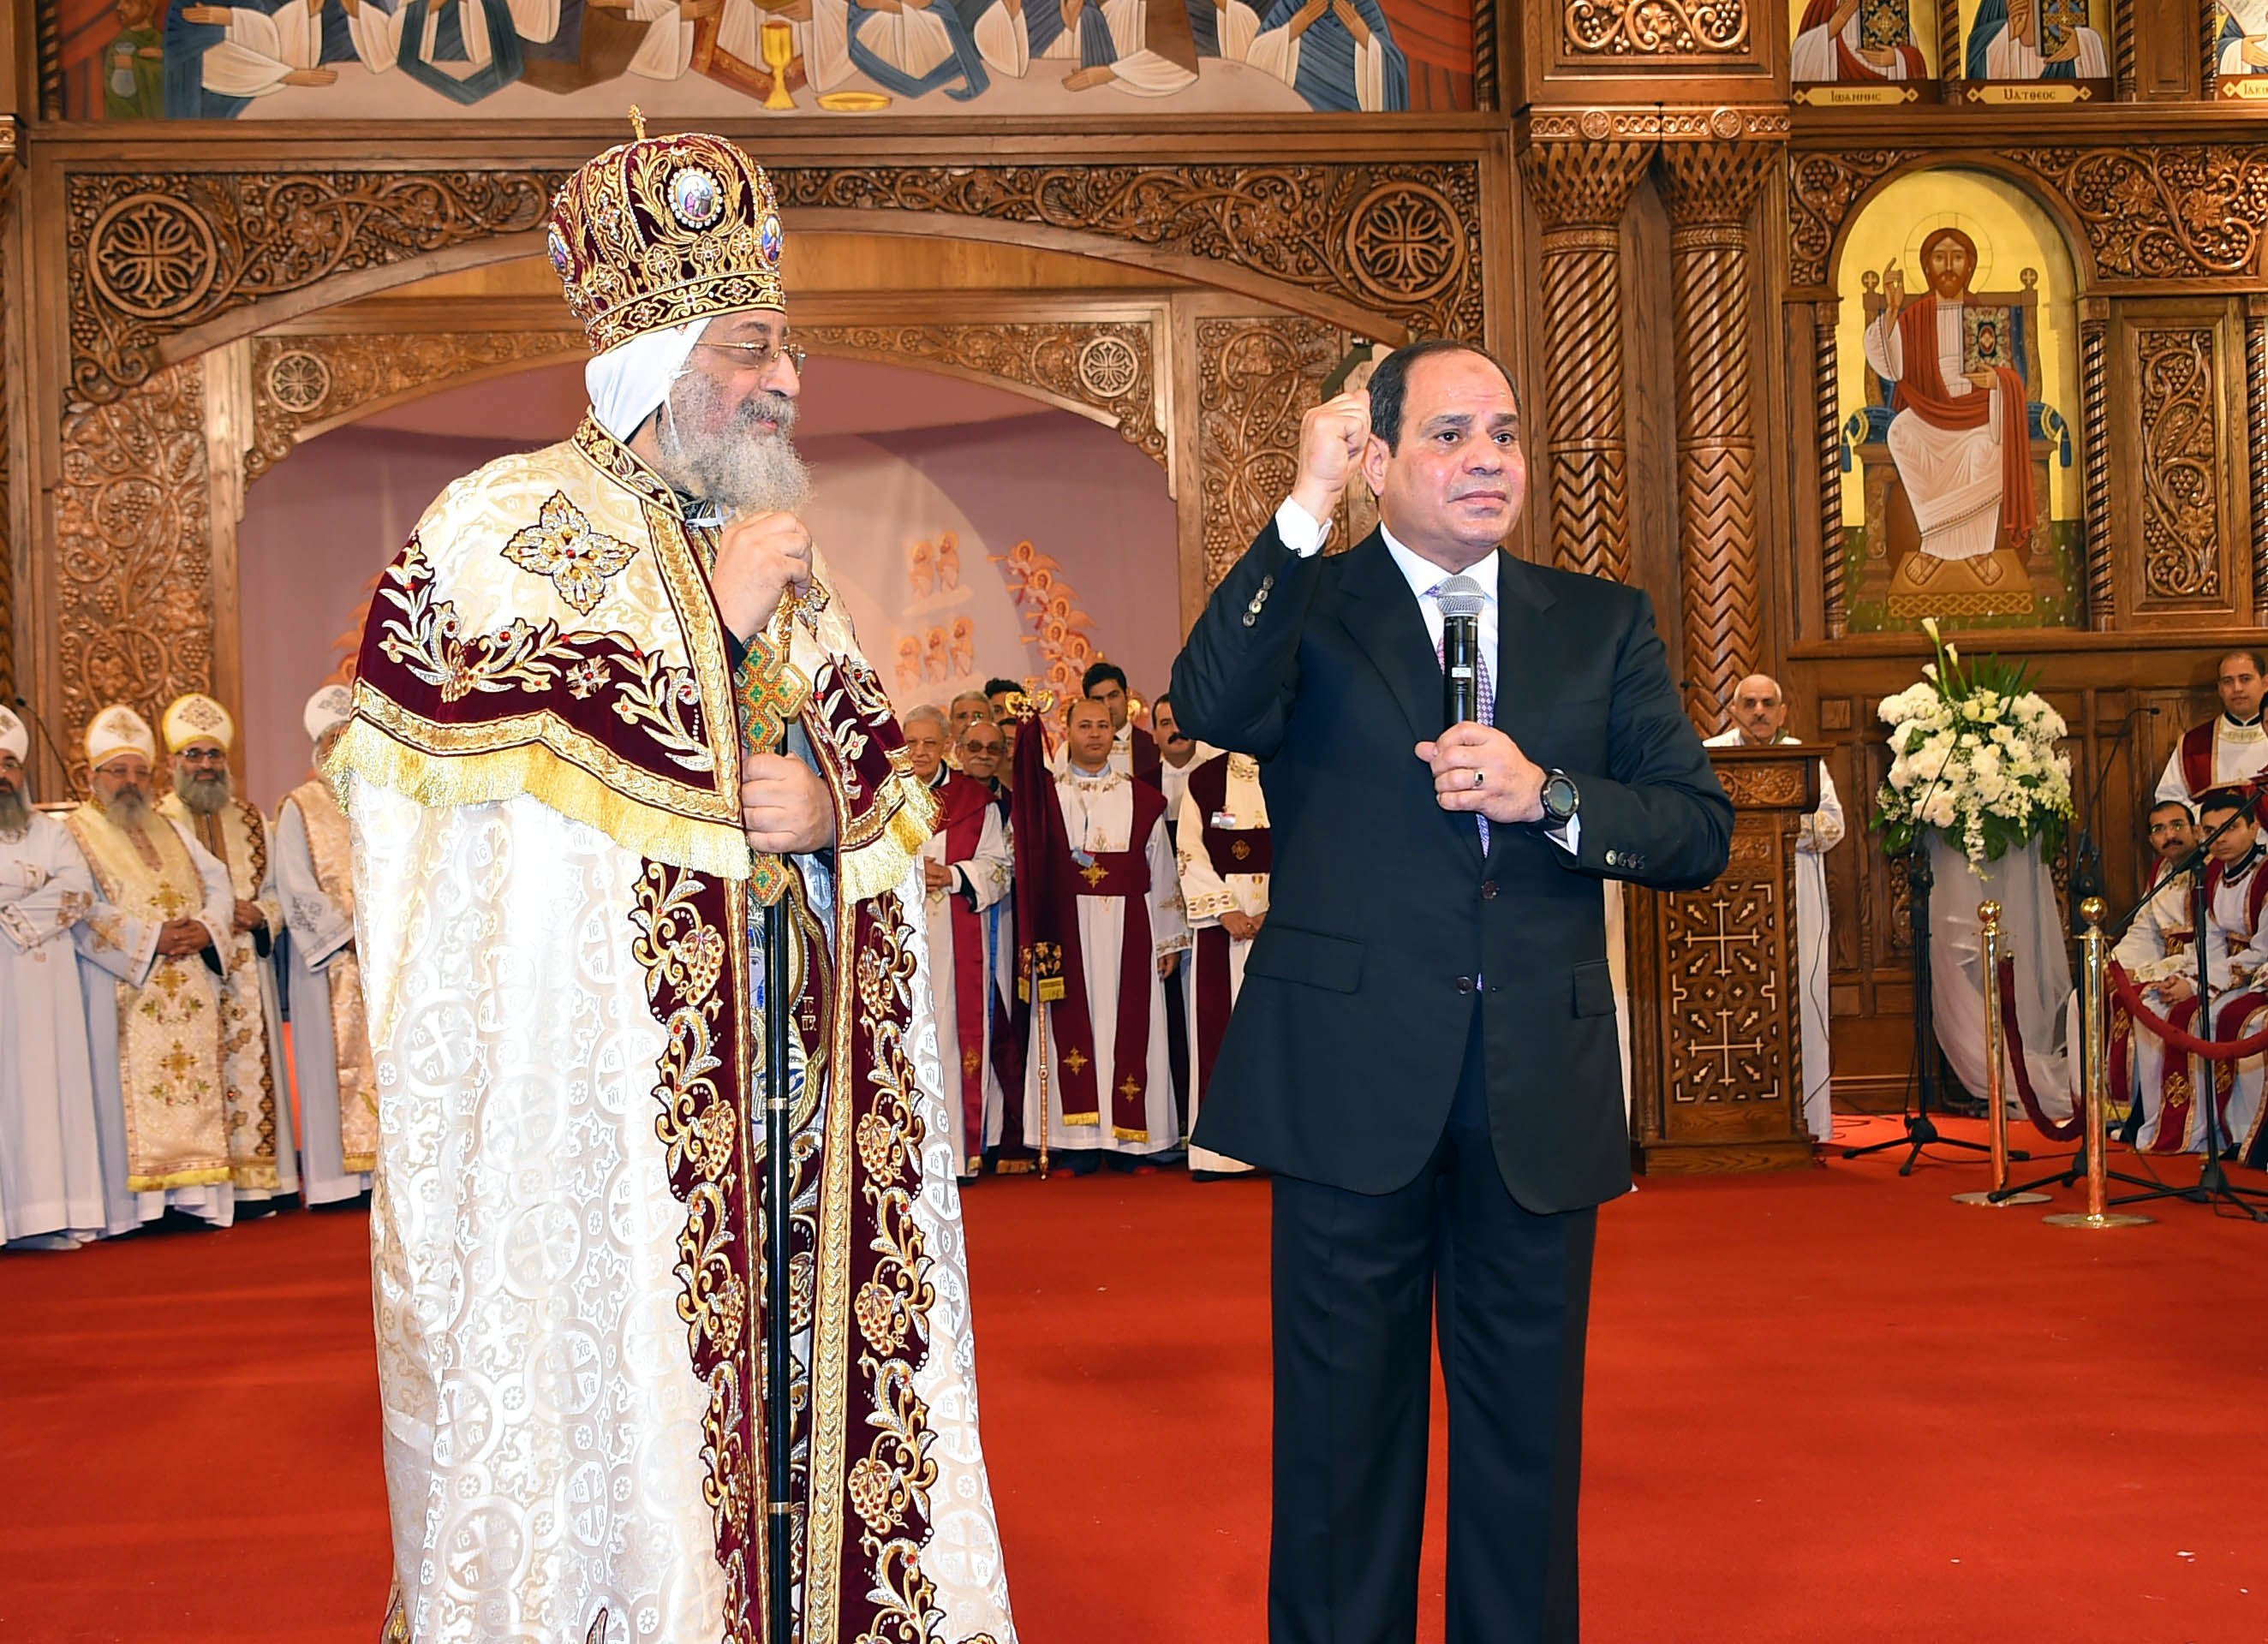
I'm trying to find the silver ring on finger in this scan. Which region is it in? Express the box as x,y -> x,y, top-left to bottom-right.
1472,769 -> 1486,789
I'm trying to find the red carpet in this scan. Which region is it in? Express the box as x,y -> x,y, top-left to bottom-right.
3,1117 -> 2265,1643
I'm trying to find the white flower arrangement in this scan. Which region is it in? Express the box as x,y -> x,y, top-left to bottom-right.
1875,617 -> 2073,867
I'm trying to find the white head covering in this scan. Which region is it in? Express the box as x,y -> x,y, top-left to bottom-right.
587,317 -> 707,444
304,683 -> 354,744
0,706 -> 26,763
161,692 -> 235,754
86,704 -> 158,771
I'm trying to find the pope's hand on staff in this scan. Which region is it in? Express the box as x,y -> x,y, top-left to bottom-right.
713,509 -> 813,642
743,752 -> 834,854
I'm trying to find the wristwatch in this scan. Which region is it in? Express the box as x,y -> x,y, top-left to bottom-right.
1539,769 -> 1580,828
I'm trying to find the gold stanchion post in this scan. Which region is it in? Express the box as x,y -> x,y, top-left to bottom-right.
1955,901 -> 2050,1206
2046,897 -> 2152,1229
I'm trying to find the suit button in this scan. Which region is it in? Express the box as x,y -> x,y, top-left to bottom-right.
1241,613 -> 1257,628
1455,975 -> 1475,994
1260,574 -> 1276,591
1604,849 -> 1620,867
1480,880 -> 1498,900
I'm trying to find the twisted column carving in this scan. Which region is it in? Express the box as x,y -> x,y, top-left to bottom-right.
2079,299 -> 2115,630
2115,4 -> 2136,102
1519,138 -> 1652,582
1658,141 -> 1775,708
2248,302 -> 2268,623
1815,302 -> 1847,640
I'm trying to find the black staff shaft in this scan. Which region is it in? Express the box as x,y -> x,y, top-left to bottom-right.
765,893 -> 797,1644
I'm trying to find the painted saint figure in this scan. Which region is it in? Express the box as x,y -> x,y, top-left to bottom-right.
1862,226 -> 2039,606
1791,0 -> 1925,80
1963,0 -> 2107,79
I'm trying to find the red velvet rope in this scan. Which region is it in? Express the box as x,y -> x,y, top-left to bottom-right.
2105,963 -> 2268,1061
1993,956 -> 2081,1142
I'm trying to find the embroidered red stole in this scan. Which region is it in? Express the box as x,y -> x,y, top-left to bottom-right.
1188,754 -> 1271,1096
1046,777 -> 1168,1141
935,771 -> 1005,1163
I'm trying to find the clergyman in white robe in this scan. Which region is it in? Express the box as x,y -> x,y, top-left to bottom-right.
920,765 -> 1016,1176
0,712 -> 114,1248
1174,749 -> 1264,1177
1025,763 -> 1188,1159
276,687 -> 375,1206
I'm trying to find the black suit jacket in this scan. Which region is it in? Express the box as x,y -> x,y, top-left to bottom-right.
1170,524 -> 1732,1213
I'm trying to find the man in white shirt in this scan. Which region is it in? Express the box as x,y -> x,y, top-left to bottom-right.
1701,673 -> 1846,1142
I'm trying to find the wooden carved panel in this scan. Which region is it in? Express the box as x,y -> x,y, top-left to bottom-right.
1194,316 -> 1347,592
803,321 -> 1169,469
53,360 -> 214,763
1561,0 -> 1750,55
1791,146 -> 2268,295
69,162 -> 1485,408
69,170 -> 563,407
248,321 -> 1172,487
1661,861 -> 1790,1114
2132,325 -> 2224,604
248,331 -> 581,482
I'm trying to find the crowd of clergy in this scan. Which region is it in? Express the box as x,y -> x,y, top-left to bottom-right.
3,646 -> 2264,1251
0,688 -> 370,1248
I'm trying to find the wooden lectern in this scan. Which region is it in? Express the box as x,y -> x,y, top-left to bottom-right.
1625,745 -> 1822,1175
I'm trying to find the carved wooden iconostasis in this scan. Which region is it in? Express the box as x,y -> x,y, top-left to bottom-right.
11,0 -> 2268,1131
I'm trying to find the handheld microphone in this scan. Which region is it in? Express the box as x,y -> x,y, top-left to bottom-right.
1437,582 -> 1484,727
13,694 -> 74,784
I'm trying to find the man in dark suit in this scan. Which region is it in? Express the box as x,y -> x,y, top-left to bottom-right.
1170,339 -> 1731,1644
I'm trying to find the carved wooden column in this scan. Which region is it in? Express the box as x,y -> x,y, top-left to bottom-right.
2247,296 -> 2268,625
1518,125 -> 1651,582
1816,301 -> 1847,639
2079,297 -> 2116,631
0,116 -> 17,708
1658,140 -> 1777,707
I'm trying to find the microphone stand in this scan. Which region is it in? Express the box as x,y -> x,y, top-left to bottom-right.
12,695 -> 76,799
2100,813 -> 2268,1218
1845,742 -> 1998,1173
2066,705 -> 2157,936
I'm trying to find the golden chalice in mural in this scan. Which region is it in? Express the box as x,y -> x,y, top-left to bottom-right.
760,16 -> 797,109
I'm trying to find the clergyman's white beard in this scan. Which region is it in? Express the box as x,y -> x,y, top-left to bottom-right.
101,788 -> 150,828
655,378 -> 811,519
0,787 -> 28,837
178,769 -> 235,816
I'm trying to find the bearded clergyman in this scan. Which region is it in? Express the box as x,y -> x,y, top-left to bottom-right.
276,684 -> 375,1207
325,121 -> 1016,1644
63,704 -> 242,1230
156,692 -> 298,1208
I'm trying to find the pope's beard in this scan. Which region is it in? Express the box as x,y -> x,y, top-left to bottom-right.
0,784 -> 27,837
176,767 -> 235,816
655,377 -> 811,519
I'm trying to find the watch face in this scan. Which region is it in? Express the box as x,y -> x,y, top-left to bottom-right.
1545,774 -> 1578,817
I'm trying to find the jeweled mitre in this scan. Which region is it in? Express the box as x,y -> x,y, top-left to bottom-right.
546,120 -> 786,356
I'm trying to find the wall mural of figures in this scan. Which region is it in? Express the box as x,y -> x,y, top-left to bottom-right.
44,0 -> 1477,117
1832,168 -> 2083,633
2214,1 -> 2268,97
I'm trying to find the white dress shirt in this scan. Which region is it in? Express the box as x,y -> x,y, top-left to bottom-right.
1273,497 -> 1576,854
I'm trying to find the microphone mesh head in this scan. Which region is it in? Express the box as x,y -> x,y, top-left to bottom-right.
1433,575 -> 1485,622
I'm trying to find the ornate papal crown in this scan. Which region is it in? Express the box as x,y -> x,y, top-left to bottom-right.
546,110 -> 786,357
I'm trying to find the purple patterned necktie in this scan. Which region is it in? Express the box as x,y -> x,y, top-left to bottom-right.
1432,575 -> 1492,853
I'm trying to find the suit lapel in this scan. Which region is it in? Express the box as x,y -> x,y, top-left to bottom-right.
1335,533 -> 1442,753
1488,550 -> 1561,872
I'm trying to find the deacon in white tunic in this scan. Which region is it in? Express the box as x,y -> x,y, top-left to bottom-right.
1026,696 -> 1187,1164
275,685 -> 376,1206
2109,800 -> 2203,1147
0,708 -> 112,1248
1174,748 -> 1266,1177
65,705 -> 242,1232
157,693 -> 300,1206
905,706 -> 1015,1177
2155,648 -> 2268,806
1704,673 -> 1846,1141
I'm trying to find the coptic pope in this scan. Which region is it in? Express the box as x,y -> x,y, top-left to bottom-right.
328,120 -> 1015,1644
